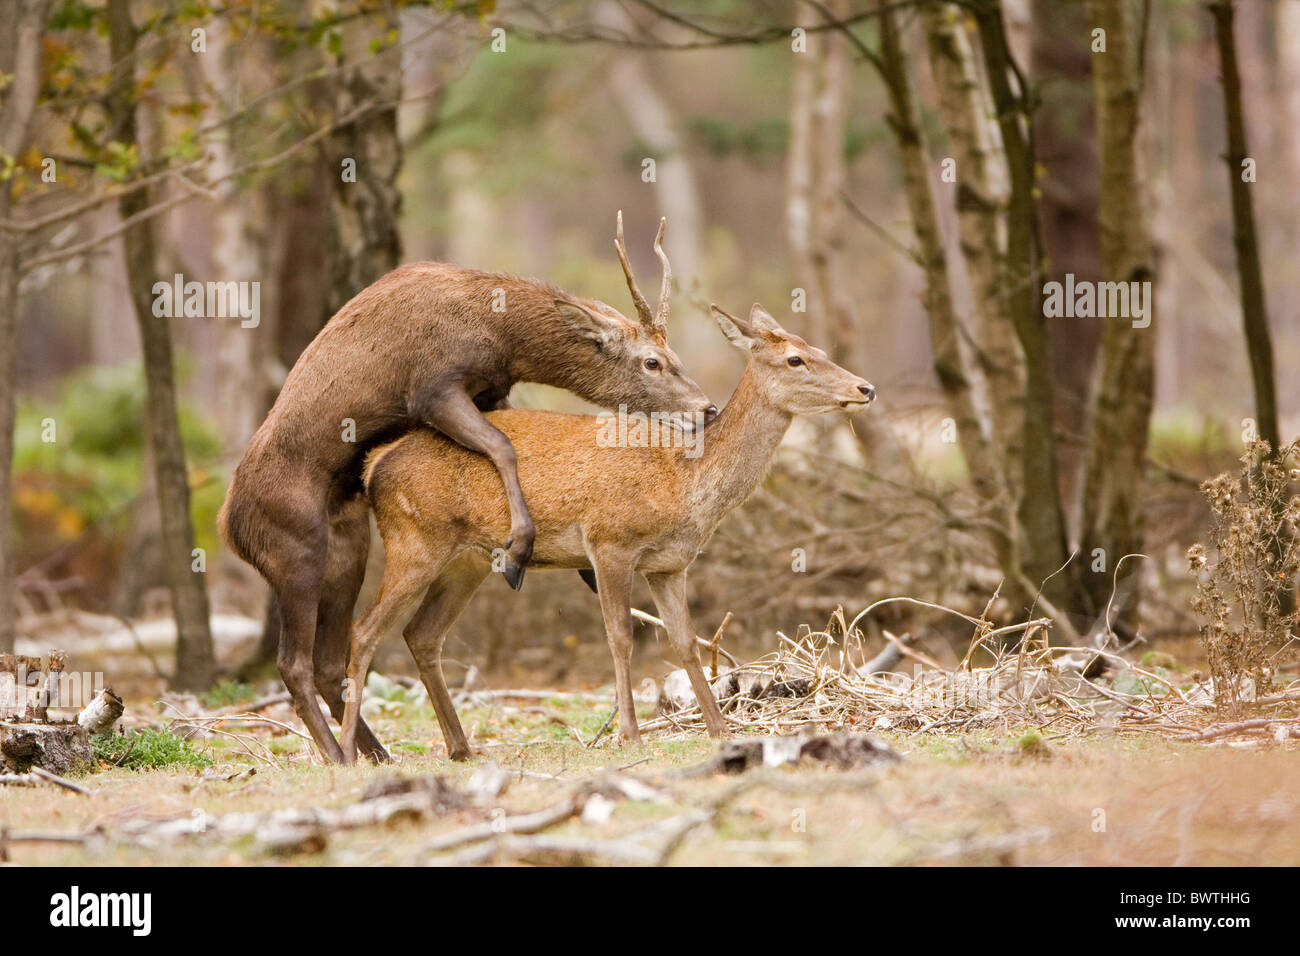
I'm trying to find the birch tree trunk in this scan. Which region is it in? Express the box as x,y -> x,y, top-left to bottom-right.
598,2 -> 707,353
0,0 -> 52,653
1078,0 -> 1156,628
876,0 -> 1032,611
921,2 -> 1023,486
796,0 -> 911,474
598,3 -> 702,274
809,0 -> 856,372
108,0 -> 214,689
199,20 -> 272,467
877,1 -> 1001,500
786,28 -> 817,337
1278,1 -> 1300,269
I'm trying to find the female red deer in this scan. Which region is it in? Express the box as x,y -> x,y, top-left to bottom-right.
340,302 -> 874,762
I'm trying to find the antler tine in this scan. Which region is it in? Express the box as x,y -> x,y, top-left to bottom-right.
651,216 -> 670,336
613,210 -> 655,330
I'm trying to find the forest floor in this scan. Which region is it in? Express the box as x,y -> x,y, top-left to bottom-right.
3,687 -> 1299,866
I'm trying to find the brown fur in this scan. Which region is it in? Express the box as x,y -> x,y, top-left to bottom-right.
340,303 -> 876,761
219,262 -> 707,575
218,241 -> 712,764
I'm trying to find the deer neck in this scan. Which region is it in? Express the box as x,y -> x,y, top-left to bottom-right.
688,363 -> 792,525
505,307 -> 574,384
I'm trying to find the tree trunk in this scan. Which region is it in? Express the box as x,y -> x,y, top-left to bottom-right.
877,0 -> 1025,611
1078,0 -> 1156,630
107,0 -> 214,690
0,205 -> 20,656
799,0 -> 912,475
877,2 -> 1001,500
0,0 -> 53,654
1210,0 -> 1278,454
809,0 -> 855,372
1278,1 -> 1300,280
1030,0 -> 1102,477
921,2 -> 1023,487
786,25 -> 816,337
598,1 -> 709,356
199,19 -> 273,467
323,7 -> 403,319
971,0 -> 1080,618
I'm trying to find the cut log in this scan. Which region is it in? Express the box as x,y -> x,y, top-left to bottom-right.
657,663 -> 813,715
77,687 -> 124,735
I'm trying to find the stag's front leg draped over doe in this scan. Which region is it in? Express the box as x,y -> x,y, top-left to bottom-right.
411,385 -> 535,590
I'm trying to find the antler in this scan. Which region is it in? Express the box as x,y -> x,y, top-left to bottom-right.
613,210 -> 671,336
650,217 -> 670,336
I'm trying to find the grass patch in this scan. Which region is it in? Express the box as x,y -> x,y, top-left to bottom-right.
390,740 -> 430,755
200,680 -> 257,709
92,728 -> 213,770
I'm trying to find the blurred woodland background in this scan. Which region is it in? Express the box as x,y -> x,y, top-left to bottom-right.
1,0 -> 1297,695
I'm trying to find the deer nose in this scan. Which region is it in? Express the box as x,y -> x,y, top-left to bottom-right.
703,404 -> 719,422
858,384 -> 875,402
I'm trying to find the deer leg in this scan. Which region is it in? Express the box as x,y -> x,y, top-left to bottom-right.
401,553 -> 490,761
340,544 -> 447,764
591,552 -> 641,744
414,387 -> 535,591
271,525 -> 347,764
313,496 -> 389,763
645,571 -> 730,740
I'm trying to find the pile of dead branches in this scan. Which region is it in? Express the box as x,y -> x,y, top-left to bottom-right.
645,598 -> 1300,746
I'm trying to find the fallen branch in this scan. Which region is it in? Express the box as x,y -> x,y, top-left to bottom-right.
907,826 -> 1052,864
415,793 -> 587,859
0,828 -> 93,860
220,691 -> 291,716
437,833 -> 660,866
631,607 -> 741,667
118,779 -> 465,850
1175,718 -> 1297,742
29,766 -> 95,795
473,689 -> 618,703
860,632 -> 910,674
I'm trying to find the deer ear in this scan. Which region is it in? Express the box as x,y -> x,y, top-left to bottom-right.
748,303 -> 784,335
554,298 -> 625,343
710,304 -> 759,352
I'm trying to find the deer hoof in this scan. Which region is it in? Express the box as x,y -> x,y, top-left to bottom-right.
502,558 -> 526,590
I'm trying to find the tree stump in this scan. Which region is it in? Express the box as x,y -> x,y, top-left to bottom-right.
0,722 -> 92,774
0,650 -> 95,774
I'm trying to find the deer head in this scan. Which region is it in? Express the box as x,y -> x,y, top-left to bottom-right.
709,303 -> 876,414
552,212 -> 716,427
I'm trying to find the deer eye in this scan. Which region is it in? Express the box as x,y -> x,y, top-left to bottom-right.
787,355 -> 804,367
644,357 -> 661,371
